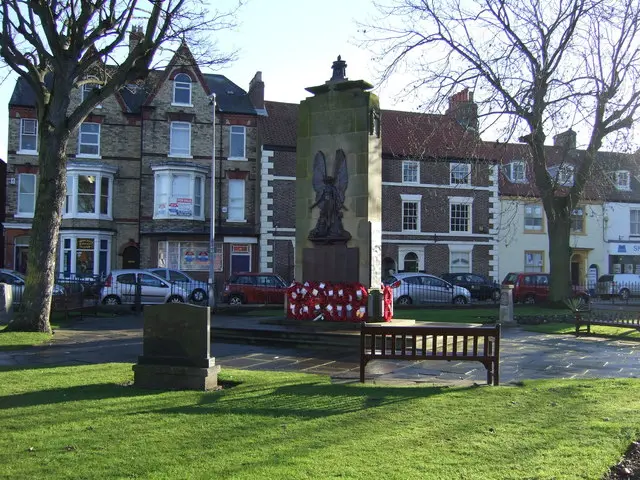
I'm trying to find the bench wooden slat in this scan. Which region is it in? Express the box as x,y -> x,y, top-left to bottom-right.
575,312 -> 640,336
360,323 -> 500,385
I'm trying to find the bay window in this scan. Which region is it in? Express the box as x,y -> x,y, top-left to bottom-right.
153,164 -> 206,220
59,232 -> 112,277
64,164 -> 115,219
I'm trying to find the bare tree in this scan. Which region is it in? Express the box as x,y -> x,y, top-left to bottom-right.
1,0 -> 240,332
363,0 -> 640,302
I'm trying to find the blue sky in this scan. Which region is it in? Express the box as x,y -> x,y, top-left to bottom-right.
0,0 -> 414,161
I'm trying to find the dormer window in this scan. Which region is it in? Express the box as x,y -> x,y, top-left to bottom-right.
615,170 -> 631,191
506,161 -> 527,183
558,165 -> 574,186
548,164 -> 574,186
81,77 -> 102,108
173,73 -> 192,106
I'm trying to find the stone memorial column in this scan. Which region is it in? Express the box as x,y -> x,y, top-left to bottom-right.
295,56 -> 382,315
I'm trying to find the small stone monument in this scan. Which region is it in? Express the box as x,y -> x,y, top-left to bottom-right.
499,284 -> 515,324
133,303 -> 220,390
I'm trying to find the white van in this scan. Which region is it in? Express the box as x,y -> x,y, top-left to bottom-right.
596,274 -> 640,300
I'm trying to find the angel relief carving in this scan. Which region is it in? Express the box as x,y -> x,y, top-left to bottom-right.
309,149 -> 351,243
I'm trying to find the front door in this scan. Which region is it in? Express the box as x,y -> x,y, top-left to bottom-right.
15,246 -> 29,274
231,252 -> 250,273
122,246 -> 140,269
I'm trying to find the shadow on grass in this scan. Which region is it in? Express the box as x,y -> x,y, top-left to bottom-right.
525,322 -> 640,341
0,381 -> 152,410
152,380 -> 482,419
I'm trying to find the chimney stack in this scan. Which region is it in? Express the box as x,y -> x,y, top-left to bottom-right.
553,129 -> 577,150
248,71 -> 265,111
129,25 -> 144,54
446,88 -> 478,132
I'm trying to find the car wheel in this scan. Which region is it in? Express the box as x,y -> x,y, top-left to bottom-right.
191,288 -> 208,303
524,294 -> 536,304
620,289 -> 630,301
452,295 -> 468,305
167,295 -> 184,303
491,289 -> 501,302
102,295 -> 121,305
396,295 -> 412,305
229,295 -> 243,306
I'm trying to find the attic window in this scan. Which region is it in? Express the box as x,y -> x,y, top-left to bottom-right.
81,77 -> 102,108
615,170 -> 631,191
506,161 -> 527,183
173,73 -> 192,106
557,165 -> 574,186
548,164 -> 574,186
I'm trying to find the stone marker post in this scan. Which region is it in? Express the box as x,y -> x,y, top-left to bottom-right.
133,303 -> 220,390
499,284 -> 515,325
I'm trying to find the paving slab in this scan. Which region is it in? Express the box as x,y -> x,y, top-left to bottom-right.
2,314 -> 640,386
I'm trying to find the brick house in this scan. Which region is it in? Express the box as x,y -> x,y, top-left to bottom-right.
259,89 -> 501,283
4,38 -> 264,295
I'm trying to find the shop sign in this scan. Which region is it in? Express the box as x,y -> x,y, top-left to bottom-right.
77,238 -> 94,250
609,242 -> 640,255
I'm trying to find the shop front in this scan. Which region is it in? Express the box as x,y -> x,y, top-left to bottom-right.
607,242 -> 640,274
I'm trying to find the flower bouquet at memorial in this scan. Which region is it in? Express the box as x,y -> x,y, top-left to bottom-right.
286,281 -> 394,322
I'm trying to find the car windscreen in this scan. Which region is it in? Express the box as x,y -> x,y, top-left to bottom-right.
503,273 -> 518,284
383,276 -> 398,285
597,275 -> 614,282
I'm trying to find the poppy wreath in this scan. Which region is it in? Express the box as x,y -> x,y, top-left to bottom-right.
286,281 -> 371,322
382,285 -> 394,322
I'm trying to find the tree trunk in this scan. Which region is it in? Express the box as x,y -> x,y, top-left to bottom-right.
6,107 -> 70,332
547,215 -> 572,304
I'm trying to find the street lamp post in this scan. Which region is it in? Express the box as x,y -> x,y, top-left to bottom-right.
209,93 -> 217,309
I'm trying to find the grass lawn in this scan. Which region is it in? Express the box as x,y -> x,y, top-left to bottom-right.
0,363 -> 638,479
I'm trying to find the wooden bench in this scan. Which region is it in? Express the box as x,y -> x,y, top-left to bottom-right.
360,323 -> 501,385
575,311 -> 640,336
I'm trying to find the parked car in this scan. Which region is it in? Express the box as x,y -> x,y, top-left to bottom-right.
502,272 -> 590,304
0,269 -> 66,303
596,273 -> 640,300
147,268 -> 209,303
222,272 -> 288,305
383,272 -> 471,305
440,273 -> 501,302
100,269 -> 189,305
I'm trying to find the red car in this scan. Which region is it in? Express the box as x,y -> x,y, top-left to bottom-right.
502,272 -> 590,304
222,272 -> 288,305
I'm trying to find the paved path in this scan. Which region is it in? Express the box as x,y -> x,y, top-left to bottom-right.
2,315 -> 640,386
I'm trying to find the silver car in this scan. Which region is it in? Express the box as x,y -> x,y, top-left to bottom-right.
100,269 -> 189,305
0,269 -> 66,303
384,272 -> 471,305
147,268 -> 209,303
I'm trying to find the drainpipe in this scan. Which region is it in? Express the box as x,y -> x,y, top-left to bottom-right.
218,112 -> 224,229
137,109 -> 144,267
